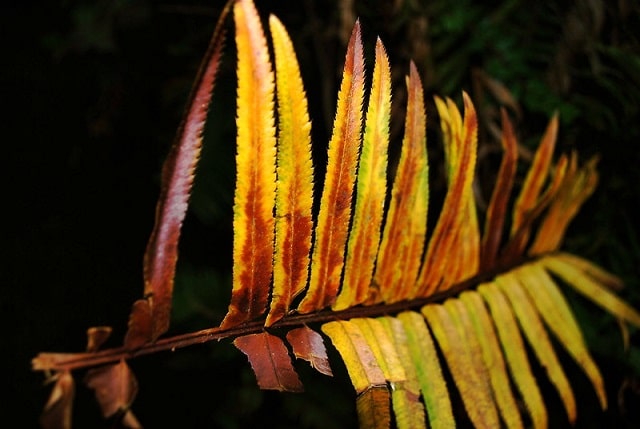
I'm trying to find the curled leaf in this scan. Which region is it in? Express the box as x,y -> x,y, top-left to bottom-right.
286,325 -> 333,376
84,360 -> 138,419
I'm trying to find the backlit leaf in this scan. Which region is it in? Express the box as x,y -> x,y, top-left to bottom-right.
542,255 -> 640,327
500,153 -> 569,262
32,4 -> 640,429
267,14 -> 314,326
321,321 -> 392,428
373,61 -> 428,304
397,311 -> 454,429
335,38 -> 391,310
422,302 -> 500,428
234,332 -> 303,392
417,92 -> 478,294
379,317 -> 426,429
479,282 -> 547,429
511,113 -> 558,236
529,155 -> 599,254
354,318 -> 428,428
298,21 -> 365,313
554,252 -> 624,290
321,320 -> 387,393
351,318 -> 405,382
516,262 -> 607,408
459,291 -> 524,429
496,272 -> 577,423
222,0 -> 277,328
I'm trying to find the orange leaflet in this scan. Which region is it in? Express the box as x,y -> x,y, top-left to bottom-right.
511,113 -> 558,236
373,61 -> 428,304
234,332 -> 304,392
529,155 -> 599,254
416,93 -> 478,296
266,15 -> 314,326
448,197 -> 480,286
335,38 -> 391,310
500,153 -> 569,263
480,108 -> 518,270
221,0 -> 277,328
138,1 -> 232,341
297,21 -> 365,313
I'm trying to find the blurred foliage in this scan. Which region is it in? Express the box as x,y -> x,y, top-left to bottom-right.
11,0 -> 640,427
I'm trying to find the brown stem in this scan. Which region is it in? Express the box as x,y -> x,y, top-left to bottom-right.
32,254 -> 536,373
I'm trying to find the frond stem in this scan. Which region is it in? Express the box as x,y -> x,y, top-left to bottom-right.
32,253 -> 536,373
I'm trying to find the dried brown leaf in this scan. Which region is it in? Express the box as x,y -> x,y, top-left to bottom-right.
234,332 -> 304,392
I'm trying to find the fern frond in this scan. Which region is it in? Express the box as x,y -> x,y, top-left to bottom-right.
32,1 -> 640,428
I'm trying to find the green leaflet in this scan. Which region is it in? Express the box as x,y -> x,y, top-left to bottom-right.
479,282 -> 548,429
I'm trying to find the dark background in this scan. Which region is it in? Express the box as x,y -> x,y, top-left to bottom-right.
6,0 -> 640,428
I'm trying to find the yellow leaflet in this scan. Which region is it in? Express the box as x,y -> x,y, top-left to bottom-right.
433,96 -> 451,161
422,302 -> 500,428
374,61 -> 428,303
321,320 -> 391,429
496,272 -> 577,423
434,96 -> 463,181
335,39 -> 391,310
459,291 -> 524,429
379,317 -> 426,429
555,252 -> 624,290
430,95 -> 479,287
321,320 -> 386,393
266,15 -> 314,326
529,155 -> 599,254
517,262 -> 607,408
479,282 -> 548,429
352,318 -> 416,429
417,93 -> 478,295
450,196 -> 479,286
542,255 -> 640,327
444,97 -> 464,178
298,21 -> 365,313
511,113 -> 558,236
351,318 -> 405,382
222,0 -> 276,328
397,311 -> 454,429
